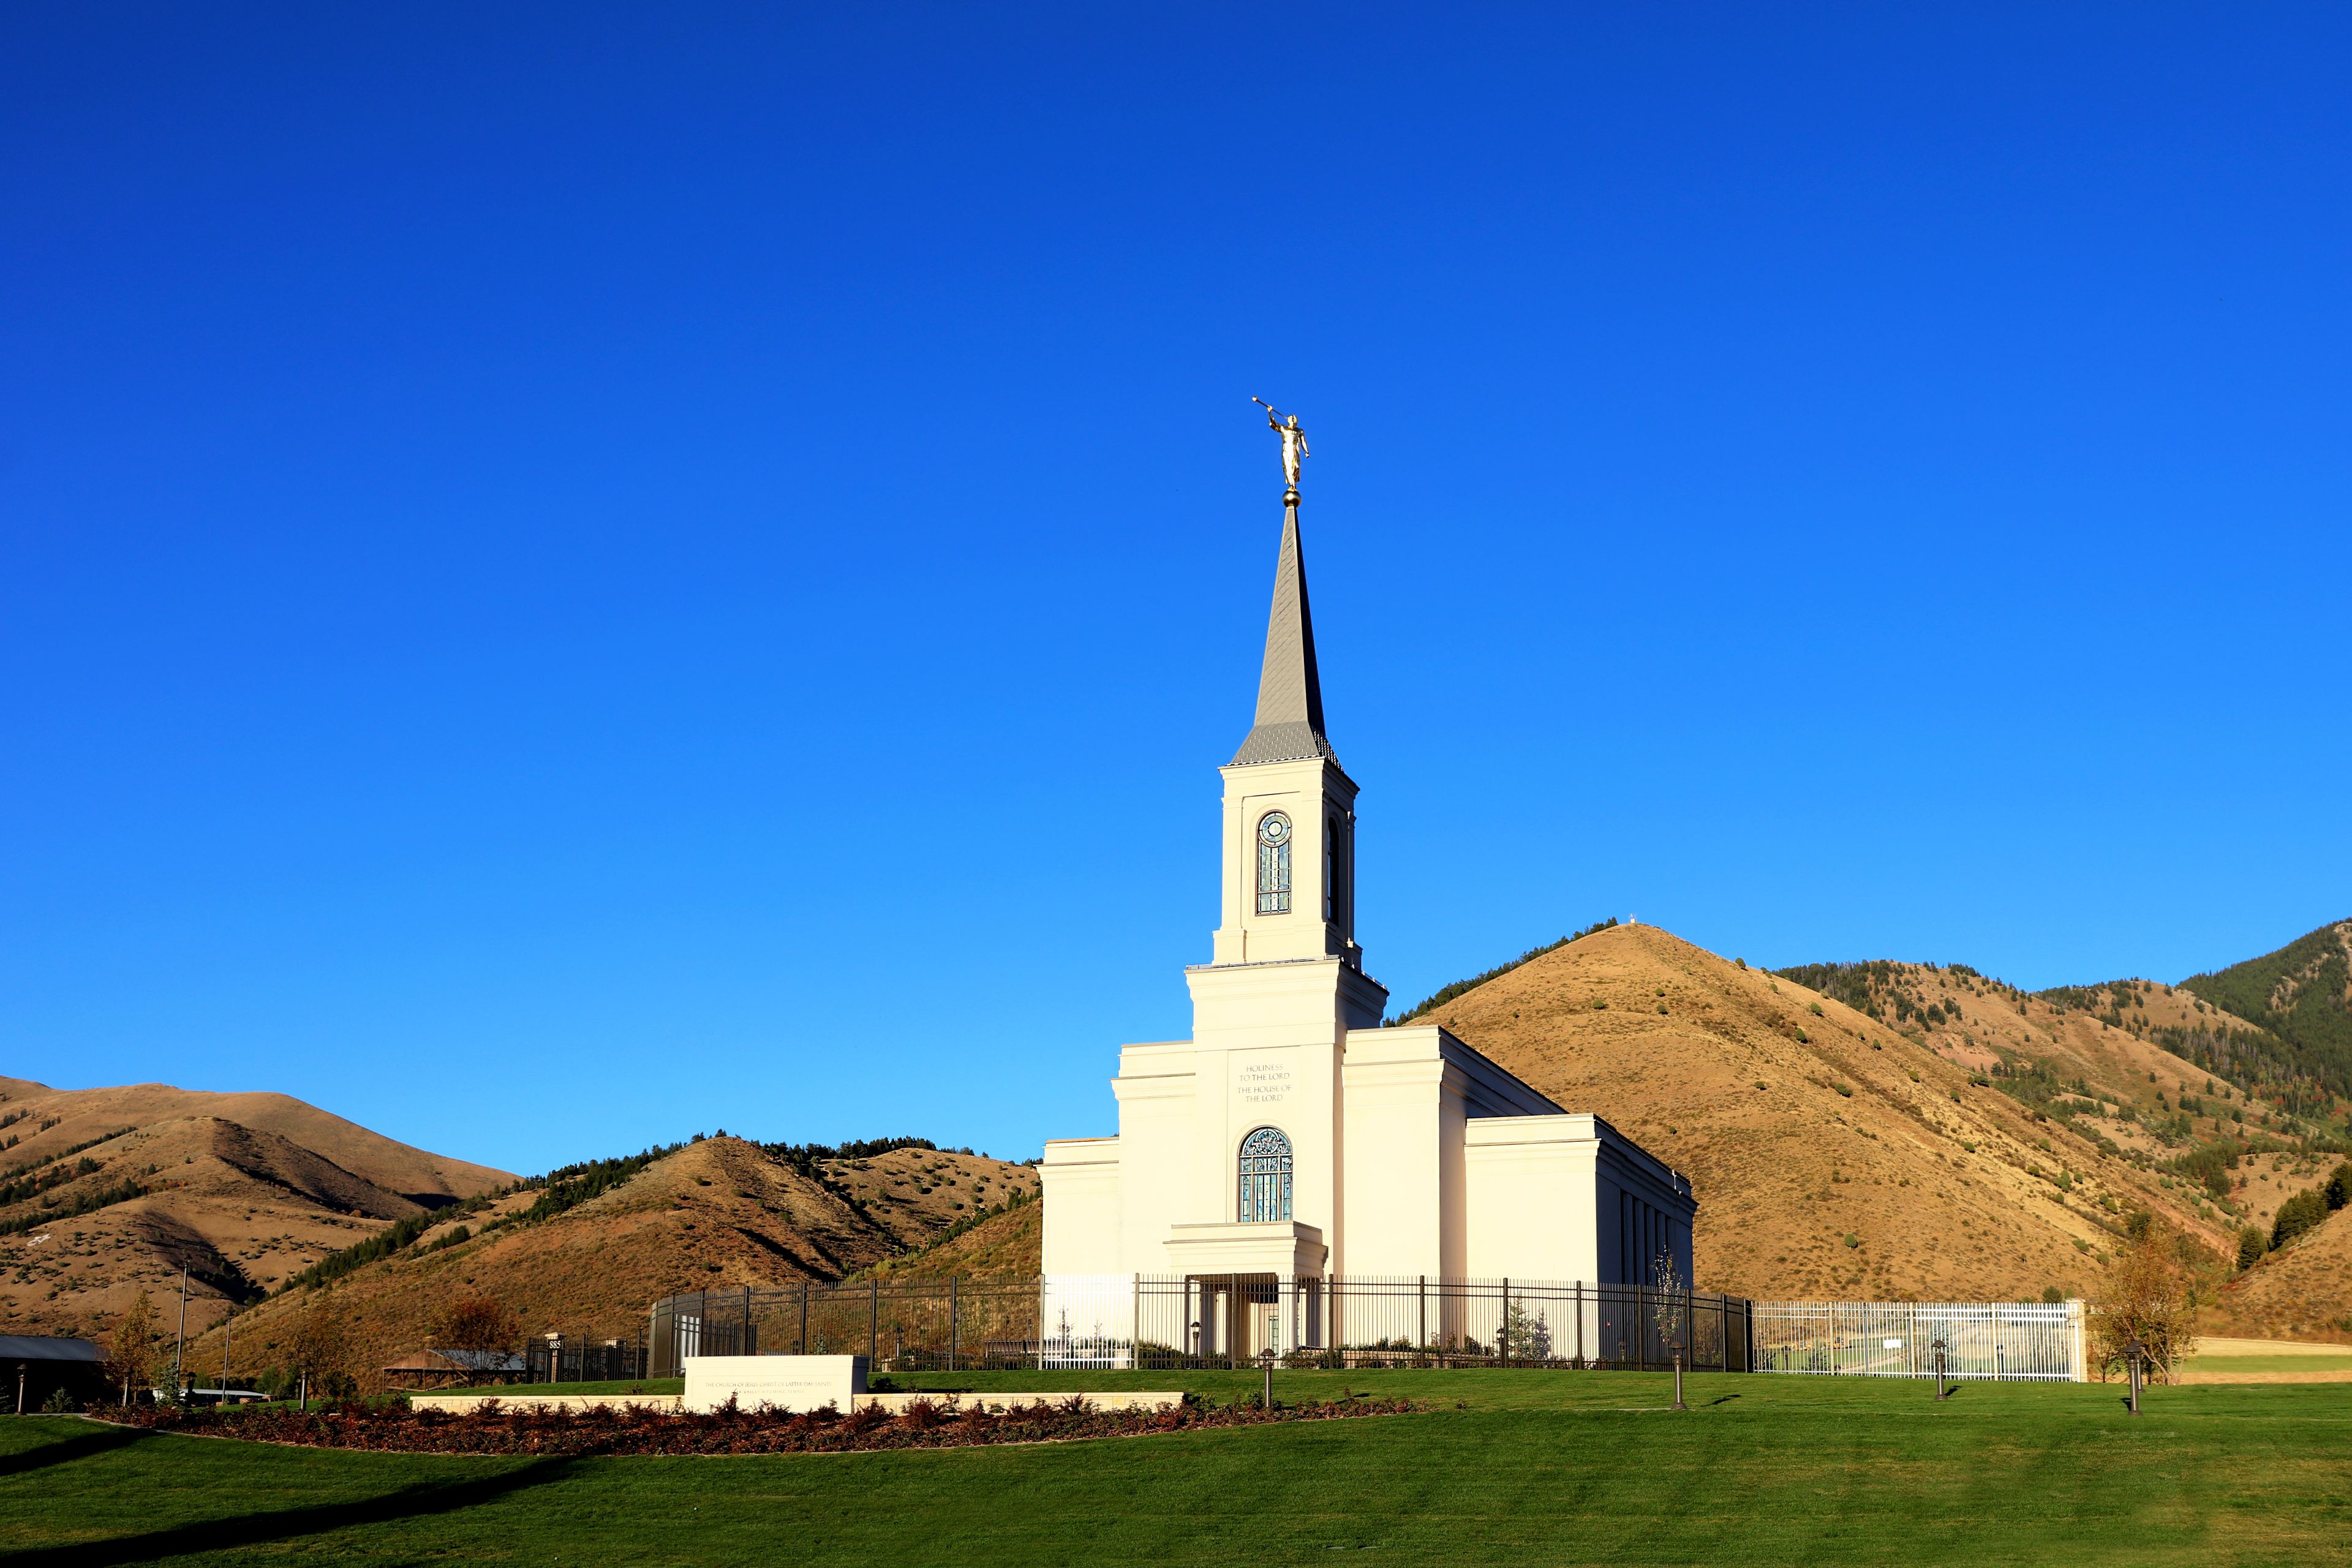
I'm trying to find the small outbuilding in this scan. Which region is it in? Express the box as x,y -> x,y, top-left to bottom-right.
0,1334 -> 108,1411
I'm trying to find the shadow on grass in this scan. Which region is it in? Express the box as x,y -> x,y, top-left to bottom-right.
1705,1395 -> 1743,1407
0,1423 -> 150,1479
0,1452 -> 579,1567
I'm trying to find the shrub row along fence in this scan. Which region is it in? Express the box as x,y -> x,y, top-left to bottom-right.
649,1275 -> 1756,1377
1749,1299 -> 2086,1382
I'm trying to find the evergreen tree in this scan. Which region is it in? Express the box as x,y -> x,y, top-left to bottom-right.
2235,1226 -> 2266,1272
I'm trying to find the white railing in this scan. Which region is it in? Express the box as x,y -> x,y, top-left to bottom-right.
1751,1299 -> 2085,1382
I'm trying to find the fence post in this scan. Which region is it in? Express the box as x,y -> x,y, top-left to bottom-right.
1499,1278 -> 1510,1365
798,1281 -> 809,1356
1131,1273 -> 1141,1370
870,1278 -> 879,1369
1574,1281 -> 1585,1367
1418,1275 -> 1427,1355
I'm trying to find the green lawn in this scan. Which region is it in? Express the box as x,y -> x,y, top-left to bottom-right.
8,1371 -> 2350,1566
2186,1352 -> 2352,1375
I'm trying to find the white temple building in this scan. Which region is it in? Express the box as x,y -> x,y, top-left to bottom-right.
1040,469 -> 1695,1360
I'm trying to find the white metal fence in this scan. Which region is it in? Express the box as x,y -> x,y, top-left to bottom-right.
1751,1299 -> 2085,1382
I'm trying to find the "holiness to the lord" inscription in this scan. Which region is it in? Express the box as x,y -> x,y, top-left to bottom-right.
1237,1061 -> 1293,1105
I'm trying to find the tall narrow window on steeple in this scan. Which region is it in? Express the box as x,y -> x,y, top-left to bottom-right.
1324,816 -> 1339,922
1256,812 -> 1292,914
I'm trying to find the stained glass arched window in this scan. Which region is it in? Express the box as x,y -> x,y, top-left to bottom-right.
1256,812 -> 1292,914
1237,1126 -> 1293,1223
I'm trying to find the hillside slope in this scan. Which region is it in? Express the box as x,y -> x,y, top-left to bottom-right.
864,1191 -> 1041,1281
1402,924 -> 2236,1302
179,1137 -> 1038,1388
2177,919 -> 2352,1117
0,1079 -> 511,1202
2213,1203 -> 2352,1342
0,1080 -> 513,1339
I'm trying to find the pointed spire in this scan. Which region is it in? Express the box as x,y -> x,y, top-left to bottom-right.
1231,497 -> 1338,767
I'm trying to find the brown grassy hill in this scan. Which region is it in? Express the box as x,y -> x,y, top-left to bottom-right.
864,1191 -> 1041,1281
1401,923 -> 2237,1302
176,1137 -> 1038,1390
2212,1204 -> 2352,1343
0,1078 -> 511,1203
0,1080 -> 513,1340
1775,965 -> 2330,1239
821,1145 -> 1038,1250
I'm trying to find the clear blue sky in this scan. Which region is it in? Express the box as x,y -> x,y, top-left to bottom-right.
6,6 -> 2348,1177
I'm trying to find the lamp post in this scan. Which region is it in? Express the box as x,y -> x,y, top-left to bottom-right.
1671,1340 -> 1686,1411
1932,1336 -> 1949,1401
2125,1335 -> 2144,1417
173,1265 -> 188,1392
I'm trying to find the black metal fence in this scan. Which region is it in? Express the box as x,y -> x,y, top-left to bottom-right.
649,1276 -> 1755,1377
524,1329 -> 651,1385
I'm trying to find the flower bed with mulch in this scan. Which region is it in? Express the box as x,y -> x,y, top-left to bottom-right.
97,1393 -> 1414,1457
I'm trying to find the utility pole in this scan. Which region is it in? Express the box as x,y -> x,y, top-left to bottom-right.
173,1265 -> 189,1392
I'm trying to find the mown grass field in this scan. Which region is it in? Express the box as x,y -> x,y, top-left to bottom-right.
2187,1351 -> 2352,1375
10,1370 -> 2350,1567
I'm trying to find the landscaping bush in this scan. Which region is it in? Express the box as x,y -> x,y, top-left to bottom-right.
97,1391 -> 1412,1457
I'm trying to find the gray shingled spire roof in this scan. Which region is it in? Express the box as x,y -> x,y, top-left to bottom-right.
1230,500 -> 1338,767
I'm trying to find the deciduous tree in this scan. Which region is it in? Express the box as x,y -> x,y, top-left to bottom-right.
2092,1225 -> 2196,1383
290,1295 -> 353,1399
108,1289 -> 157,1400
431,1292 -> 523,1353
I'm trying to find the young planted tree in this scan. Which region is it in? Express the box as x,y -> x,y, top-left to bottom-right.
290,1295 -> 354,1401
431,1292 -> 523,1350
2092,1226 -> 2198,1384
431,1293 -> 524,1379
1495,1297 -> 1550,1363
108,1289 -> 157,1403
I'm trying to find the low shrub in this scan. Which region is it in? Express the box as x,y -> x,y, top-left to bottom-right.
96,1392 -> 1413,1457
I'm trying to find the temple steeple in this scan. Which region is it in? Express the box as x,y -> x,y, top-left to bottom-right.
1231,496 -> 1337,767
